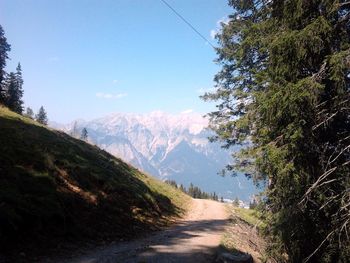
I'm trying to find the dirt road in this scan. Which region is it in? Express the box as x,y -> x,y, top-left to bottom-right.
59,199 -> 229,263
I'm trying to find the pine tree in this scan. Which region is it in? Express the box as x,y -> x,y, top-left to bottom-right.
6,70 -> 23,114
15,63 -> 24,111
0,25 -> 11,104
233,197 -> 239,207
71,121 -> 78,138
80,127 -> 88,141
188,183 -> 194,197
4,63 -> 24,113
203,1 -> 350,261
25,107 -> 34,119
249,200 -> 257,210
36,106 -> 48,125
179,184 -> 186,193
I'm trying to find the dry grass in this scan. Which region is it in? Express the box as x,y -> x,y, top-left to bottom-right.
220,205 -> 267,263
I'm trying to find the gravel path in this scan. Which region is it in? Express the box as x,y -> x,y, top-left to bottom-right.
58,199 -> 229,263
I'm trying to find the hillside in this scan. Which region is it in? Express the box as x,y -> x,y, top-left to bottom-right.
0,106 -> 190,260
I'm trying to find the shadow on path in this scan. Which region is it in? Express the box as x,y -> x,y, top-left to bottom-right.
65,218 -> 230,263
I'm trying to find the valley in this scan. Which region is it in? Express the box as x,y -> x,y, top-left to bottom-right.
53,111 -> 259,202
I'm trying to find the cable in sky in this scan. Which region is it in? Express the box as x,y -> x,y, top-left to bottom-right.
159,0 -> 216,49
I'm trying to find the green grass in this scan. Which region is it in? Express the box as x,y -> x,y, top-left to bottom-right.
220,205 -> 265,256
221,232 -> 241,254
0,106 -> 190,257
231,206 -> 263,227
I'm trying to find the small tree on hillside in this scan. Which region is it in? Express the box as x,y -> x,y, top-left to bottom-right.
6,70 -> 23,114
233,197 -> 239,207
212,192 -> 218,201
15,63 -> 24,110
179,184 -> 186,193
71,121 -> 78,137
36,106 -> 48,125
249,200 -> 257,210
25,107 -> 34,119
0,25 -> 11,104
80,127 -> 88,141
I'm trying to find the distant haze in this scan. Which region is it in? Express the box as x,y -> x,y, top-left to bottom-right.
52,111 -> 260,202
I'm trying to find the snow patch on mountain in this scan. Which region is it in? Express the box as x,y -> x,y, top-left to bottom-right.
53,111 -> 259,201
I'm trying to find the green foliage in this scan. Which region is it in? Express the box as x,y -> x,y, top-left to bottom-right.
80,127 -> 88,140
249,199 -> 258,209
0,24 -> 11,104
0,27 -> 24,112
232,206 -> 263,228
165,180 -> 220,201
35,105 -> 48,125
165,179 -> 178,188
204,1 -> 350,262
24,107 -> 34,119
5,63 -> 24,114
233,197 -> 239,206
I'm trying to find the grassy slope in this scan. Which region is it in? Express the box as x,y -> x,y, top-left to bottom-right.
220,205 -> 266,262
231,207 -> 263,227
0,106 -> 190,257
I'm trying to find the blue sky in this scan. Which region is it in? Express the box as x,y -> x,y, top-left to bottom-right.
1,0 -> 232,123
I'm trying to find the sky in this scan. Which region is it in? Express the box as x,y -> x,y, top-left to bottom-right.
1,0 -> 232,123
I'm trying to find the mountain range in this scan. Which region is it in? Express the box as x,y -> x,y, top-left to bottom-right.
51,111 -> 258,201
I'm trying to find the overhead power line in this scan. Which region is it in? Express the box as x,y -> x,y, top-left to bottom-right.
159,0 -> 215,49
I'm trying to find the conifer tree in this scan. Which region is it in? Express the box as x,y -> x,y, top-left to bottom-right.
15,63 -> 24,106
71,121 -> 78,138
6,71 -> 23,114
233,197 -> 239,207
203,1 -> 350,261
249,200 -> 257,210
25,107 -> 34,119
0,25 -> 11,104
188,183 -> 194,197
80,127 -> 88,141
36,106 -> 48,125
179,184 -> 186,193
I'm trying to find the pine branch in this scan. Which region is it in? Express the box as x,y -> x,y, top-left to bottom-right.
311,62 -> 327,83
340,219 -> 349,240
303,230 -> 335,263
319,193 -> 340,210
299,167 -> 338,206
329,144 -> 350,165
312,111 -> 339,130
338,1 -> 350,8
